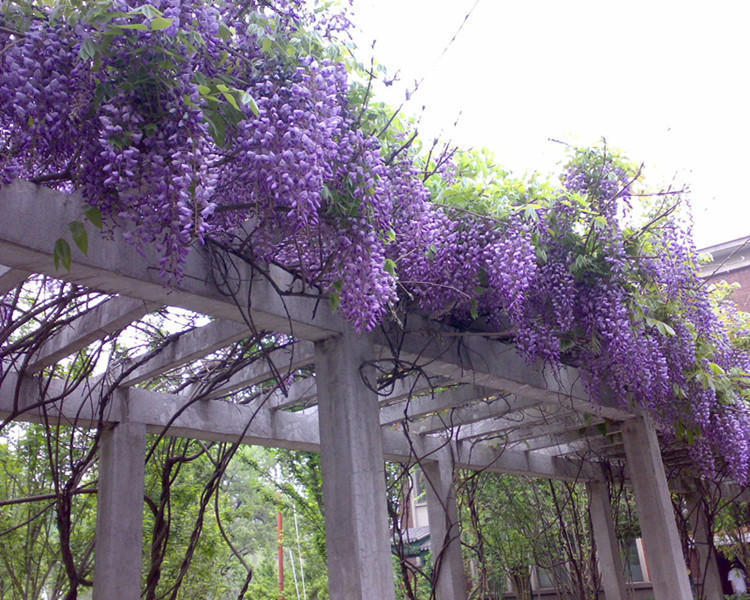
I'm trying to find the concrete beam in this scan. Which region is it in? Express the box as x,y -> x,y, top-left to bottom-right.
269,377 -> 318,411
622,416 -> 692,600
93,417 -> 146,600
270,373 -> 439,413
456,410 -> 591,443
120,319 -> 247,386
0,181 -> 341,341
0,263 -> 30,294
315,328 -> 396,600
198,341 -> 314,400
410,394 -> 542,435
28,296 -> 157,373
515,424 -> 621,453
378,320 -> 634,422
380,384 -> 493,426
0,369 -> 598,481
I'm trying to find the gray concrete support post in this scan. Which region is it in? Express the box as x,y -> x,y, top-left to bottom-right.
315,328 -> 396,600
587,480 -> 626,600
423,448 -> 468,600
622,415 -> 692,600
687,489 -> 723,600
93,421 -> 146,600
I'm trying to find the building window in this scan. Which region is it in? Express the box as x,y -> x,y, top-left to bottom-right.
535,564 -> 570,589
622,538 -> 646,582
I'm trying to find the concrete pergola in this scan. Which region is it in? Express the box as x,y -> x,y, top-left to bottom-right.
0,181 -> 703,600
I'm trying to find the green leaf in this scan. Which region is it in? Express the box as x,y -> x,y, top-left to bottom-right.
709,362 -> 725,376
329,291 -> 340,312
217,22 -> 233,40
115,23 -> 149,31
241,92 -> 259,116
83,206 -> 103,229
197,84 -> 212,96
150,16 -> 173,31
53,238 -> 72,271
128,4 -> 163,19
79,38 -> 97,60
221,91 -> 240,111
384,258 -> 397,276
68,221 -> 88,255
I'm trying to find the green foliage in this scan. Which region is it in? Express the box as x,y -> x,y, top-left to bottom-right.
426,148 -> 555,219
0,424 -> 97,600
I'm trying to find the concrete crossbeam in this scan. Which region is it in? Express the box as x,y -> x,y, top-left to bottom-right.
269,377 -> 318,410
410,394 -> 542,435
121,319 -> 248,386
270,373 -> 438,413
380,384 -> 491,426
197,341 -> 314,400
0,370 -> 597,482
28,296 -> 158,373
0,263 -> 30,294
0,181 -> 341,341
511,424 -> 621,455
378,320 -> 634,421
456,410 -> 591,443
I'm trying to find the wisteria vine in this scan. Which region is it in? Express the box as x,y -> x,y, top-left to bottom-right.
1,0 -> 749,481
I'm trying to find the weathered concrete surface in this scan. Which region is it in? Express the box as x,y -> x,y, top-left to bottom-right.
315,328 -> 396,600
0,181 -> 341,340
93,417 -> 146,600
0,263 -> 29,294
375,319 -> 635,422
424,447 -> 468,600
121,319 -> 247,385
0,369 -> 599,480
622,416 -> 692,600
28,296 -> 157,372
587,480 -> 626,600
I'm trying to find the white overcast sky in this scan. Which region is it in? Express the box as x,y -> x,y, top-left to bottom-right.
349,0 -> 750,248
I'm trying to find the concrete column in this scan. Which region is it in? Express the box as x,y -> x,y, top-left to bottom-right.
93,421 -> 146,600
622,415 -> 692,600
687,489 -> 723,600
315,328 -> 396,600
587,480 -> 626,600
423,448 -> 467,600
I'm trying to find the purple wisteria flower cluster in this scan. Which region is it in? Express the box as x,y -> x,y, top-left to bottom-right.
1,0 -> 749,481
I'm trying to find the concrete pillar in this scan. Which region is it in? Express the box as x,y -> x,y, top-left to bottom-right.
93,421 -> 146,600
622,415 -> 692,600
687,489 -> 723,600
423,448 -> 467,600
587,480 -> 626,600
315,328 -> 396,600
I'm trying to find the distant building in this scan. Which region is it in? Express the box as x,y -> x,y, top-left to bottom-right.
700,236 -> 750,311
